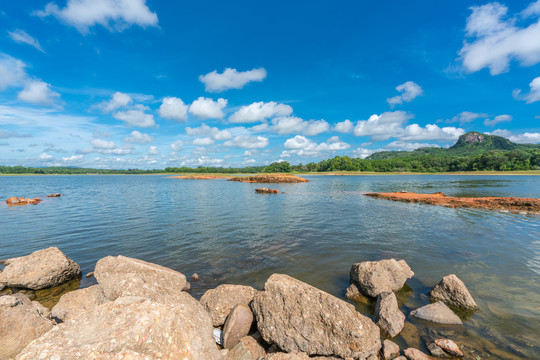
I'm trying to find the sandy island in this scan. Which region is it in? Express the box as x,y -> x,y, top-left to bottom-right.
168,174 -> 233,180
227,174 -> 309,183
365,191 -> 540,214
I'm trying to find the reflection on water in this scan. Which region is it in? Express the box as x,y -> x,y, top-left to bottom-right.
0,174 -> 539,359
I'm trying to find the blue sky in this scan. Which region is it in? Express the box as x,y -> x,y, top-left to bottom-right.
0,0 -> 539,169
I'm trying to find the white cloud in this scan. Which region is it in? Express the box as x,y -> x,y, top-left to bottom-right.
123,130 -> 154,144
270,116 -> 330,135
304,119 -> 330,136
446,111 -> 488,124
513,76 -> 540,103
189,97 -> 227,119
158,96 -> 188,122
484,114 -> 512,126
35,0 -> 159,34
225,135 -> 269,149
384,141 -> 440,151
147,146 -> 159,155
334,119 -> 354,133
113,105 -> 154,127
250,123 -> 269,132
489,129 -> 540,143
352,148 -> 376,159
0,130 -> 31,139
229,101 -> 293,123
192,137 -> 214,146
353,111 -> 412,141
17,81 -> 60,105
0,54 -> 27,90
282,135 -> 349,157
460,1 -> 540,75
399,124 -> 464,141
185,123 -> 232,141
38,152 -> 54,161
90,138 -> 115,149
199,67 -> 266,92
100,91 -> 132,112
8,29 -> 44,52
62,155 -> 83,162
243,158 -> 256,165
170,140 -> 184,152
387,81 -> 423,107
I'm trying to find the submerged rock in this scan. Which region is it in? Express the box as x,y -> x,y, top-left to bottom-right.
94,255 -> 190,303
51,284 -> 107,321
0,293 -> 54,359
46,193 -> 62,197
252,273 -> 381,359
409,301 -> 463,325
200,284 -> 258,326
430,274 -> 478,311
223,304 -> 254,350
0,247 -> 81,290
374,292 -> 405,337
16,294 -> 223,360
350,258 -> 414,297
255,188 -> 279,194
427,342 -> 449,358
403,348 -> 430,360
383,339 -> 400,360
435,338 -> 464,357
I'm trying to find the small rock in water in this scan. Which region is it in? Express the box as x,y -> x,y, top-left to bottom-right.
350,258 -> 414,297
191,273 -> 200,281
409,301 -> 463,325
255,187 -> 279,194
374,292 -> 405,337
403,348 -> 430,360
430,274 -> 478,311
85,272 -> 94,278
427,342 -> 449,358
47,193 -> 62,197
383,339 -> 400,360
435,338 -> 464,357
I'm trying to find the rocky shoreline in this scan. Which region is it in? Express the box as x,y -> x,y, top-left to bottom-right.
0,248 -> 488,360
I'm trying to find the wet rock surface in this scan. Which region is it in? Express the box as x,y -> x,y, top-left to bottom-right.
51,284 -> 107,321
252,273 -> 381,359
200,284 -> 258,326
427,342 -> 449,358
410,301 -> 463,324
374,291 -> 405,337
350,258 -> 414,297
403,347 -> 430,360
434,338 -> 463,357
0,247 -> 81,290
430,274 -> 478,311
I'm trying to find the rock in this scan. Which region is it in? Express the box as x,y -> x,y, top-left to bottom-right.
0,293 -> 54,359
395,357 -> 407,360
191,273 -> 200,281
350,259 -> 414,297
264,353 -> 310,360
47,193 -> 62,197
16,294 -> 223,360
255,188 -> 279,194
94,255 -> 190,302
227,336 -> 266,360
403,348 -> 430,360
0,247 -> 81,290
383,339 -> 400,360
85,271 -> 94,278
374,292 -> 405,337
200,284 -> 258,326
409,301 -> 463,325
427,342 -> 449,358
6,197 -> 19,204
252,274 -> 381,359
430,274 -> 478,311
223,304 -> 254,349
435,338 -> 463,357
6,197 -> 41,205
51,284 -> 107,321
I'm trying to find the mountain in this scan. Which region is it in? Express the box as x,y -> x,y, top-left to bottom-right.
366,132 -> 540,160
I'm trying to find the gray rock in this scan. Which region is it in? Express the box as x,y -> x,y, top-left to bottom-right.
409,301 -> 462,324
430,274 -> 478,310
16,294 -> 223,360
223,304 -> 254,349
227,336 -> 265,360
434,338 -> 463,357
374,292 -> 405,337
403,348 -> 430,360
51,284 -> 107,321
200,284 -> 258,326
383,339 -> 400,360
1,293 -> 54,359
94,255 -> 190,303
345,283 -> 361,300
0,247 -> 81,290
427,342 -> 449,358
350,259 -> 414,297
252,273 -> 381,360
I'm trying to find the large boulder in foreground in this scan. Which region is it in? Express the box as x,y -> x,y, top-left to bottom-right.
94,255 -> 190,302
51,284 -> 108,321
0,293 -> 54,359
409,301 -> 462,325
252,274 -> 381,360
350,259 -> 413,297
200,284 -> 258,326
16,294 -> 223,360
374,292 -> 405,337
429,274 -> 478,310
0,247 -> 81,290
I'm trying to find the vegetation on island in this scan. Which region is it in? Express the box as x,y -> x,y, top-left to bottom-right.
1,132 -> 540,175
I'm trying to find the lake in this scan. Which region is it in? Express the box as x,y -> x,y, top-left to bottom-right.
1,174 -> 539,359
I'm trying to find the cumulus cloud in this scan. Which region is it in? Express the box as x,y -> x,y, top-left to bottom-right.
282,135 -> 349,157
99,91 -> 132,112
445,111 -> 488,124
0,54 -> 27,90
158,96 -> 188,121
192,137 -> 214,146
113,105 -> 155,127
147,146 -> 159,155
8,29 -> 44,52
384,141 -> 440,151
489,129 -> 540,143
352,147 -> 377,159
387,81 -> 423,107
270,116 -> 330,135
90,138 -> 115,149
229,101 -> 292,123
123,130 -> 154,144
62,155 -> 83,162
170,140 -> 184,152
199,67 -> 267,92
17,80 -> 60,105
34,0 -> 159,34
334,119 -> 354,133
224,135 -> 269,149
353,111 -> 412,141
460,1 -> 540,75
304,119 -> 330,136
38,152 -> 54,161
399,124 -> 464,141
513,76 -> 540,103
189,97 -> 227,119
484,114 -> 512,126
185,123 -> 232,141
80,138 -> 132,155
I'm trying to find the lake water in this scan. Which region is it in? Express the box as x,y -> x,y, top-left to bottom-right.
1,174 -> 539,359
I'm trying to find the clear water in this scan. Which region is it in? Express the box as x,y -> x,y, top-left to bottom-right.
1,175 -> 539,358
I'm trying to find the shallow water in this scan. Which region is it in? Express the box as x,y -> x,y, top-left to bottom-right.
0,174 -> 539,358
